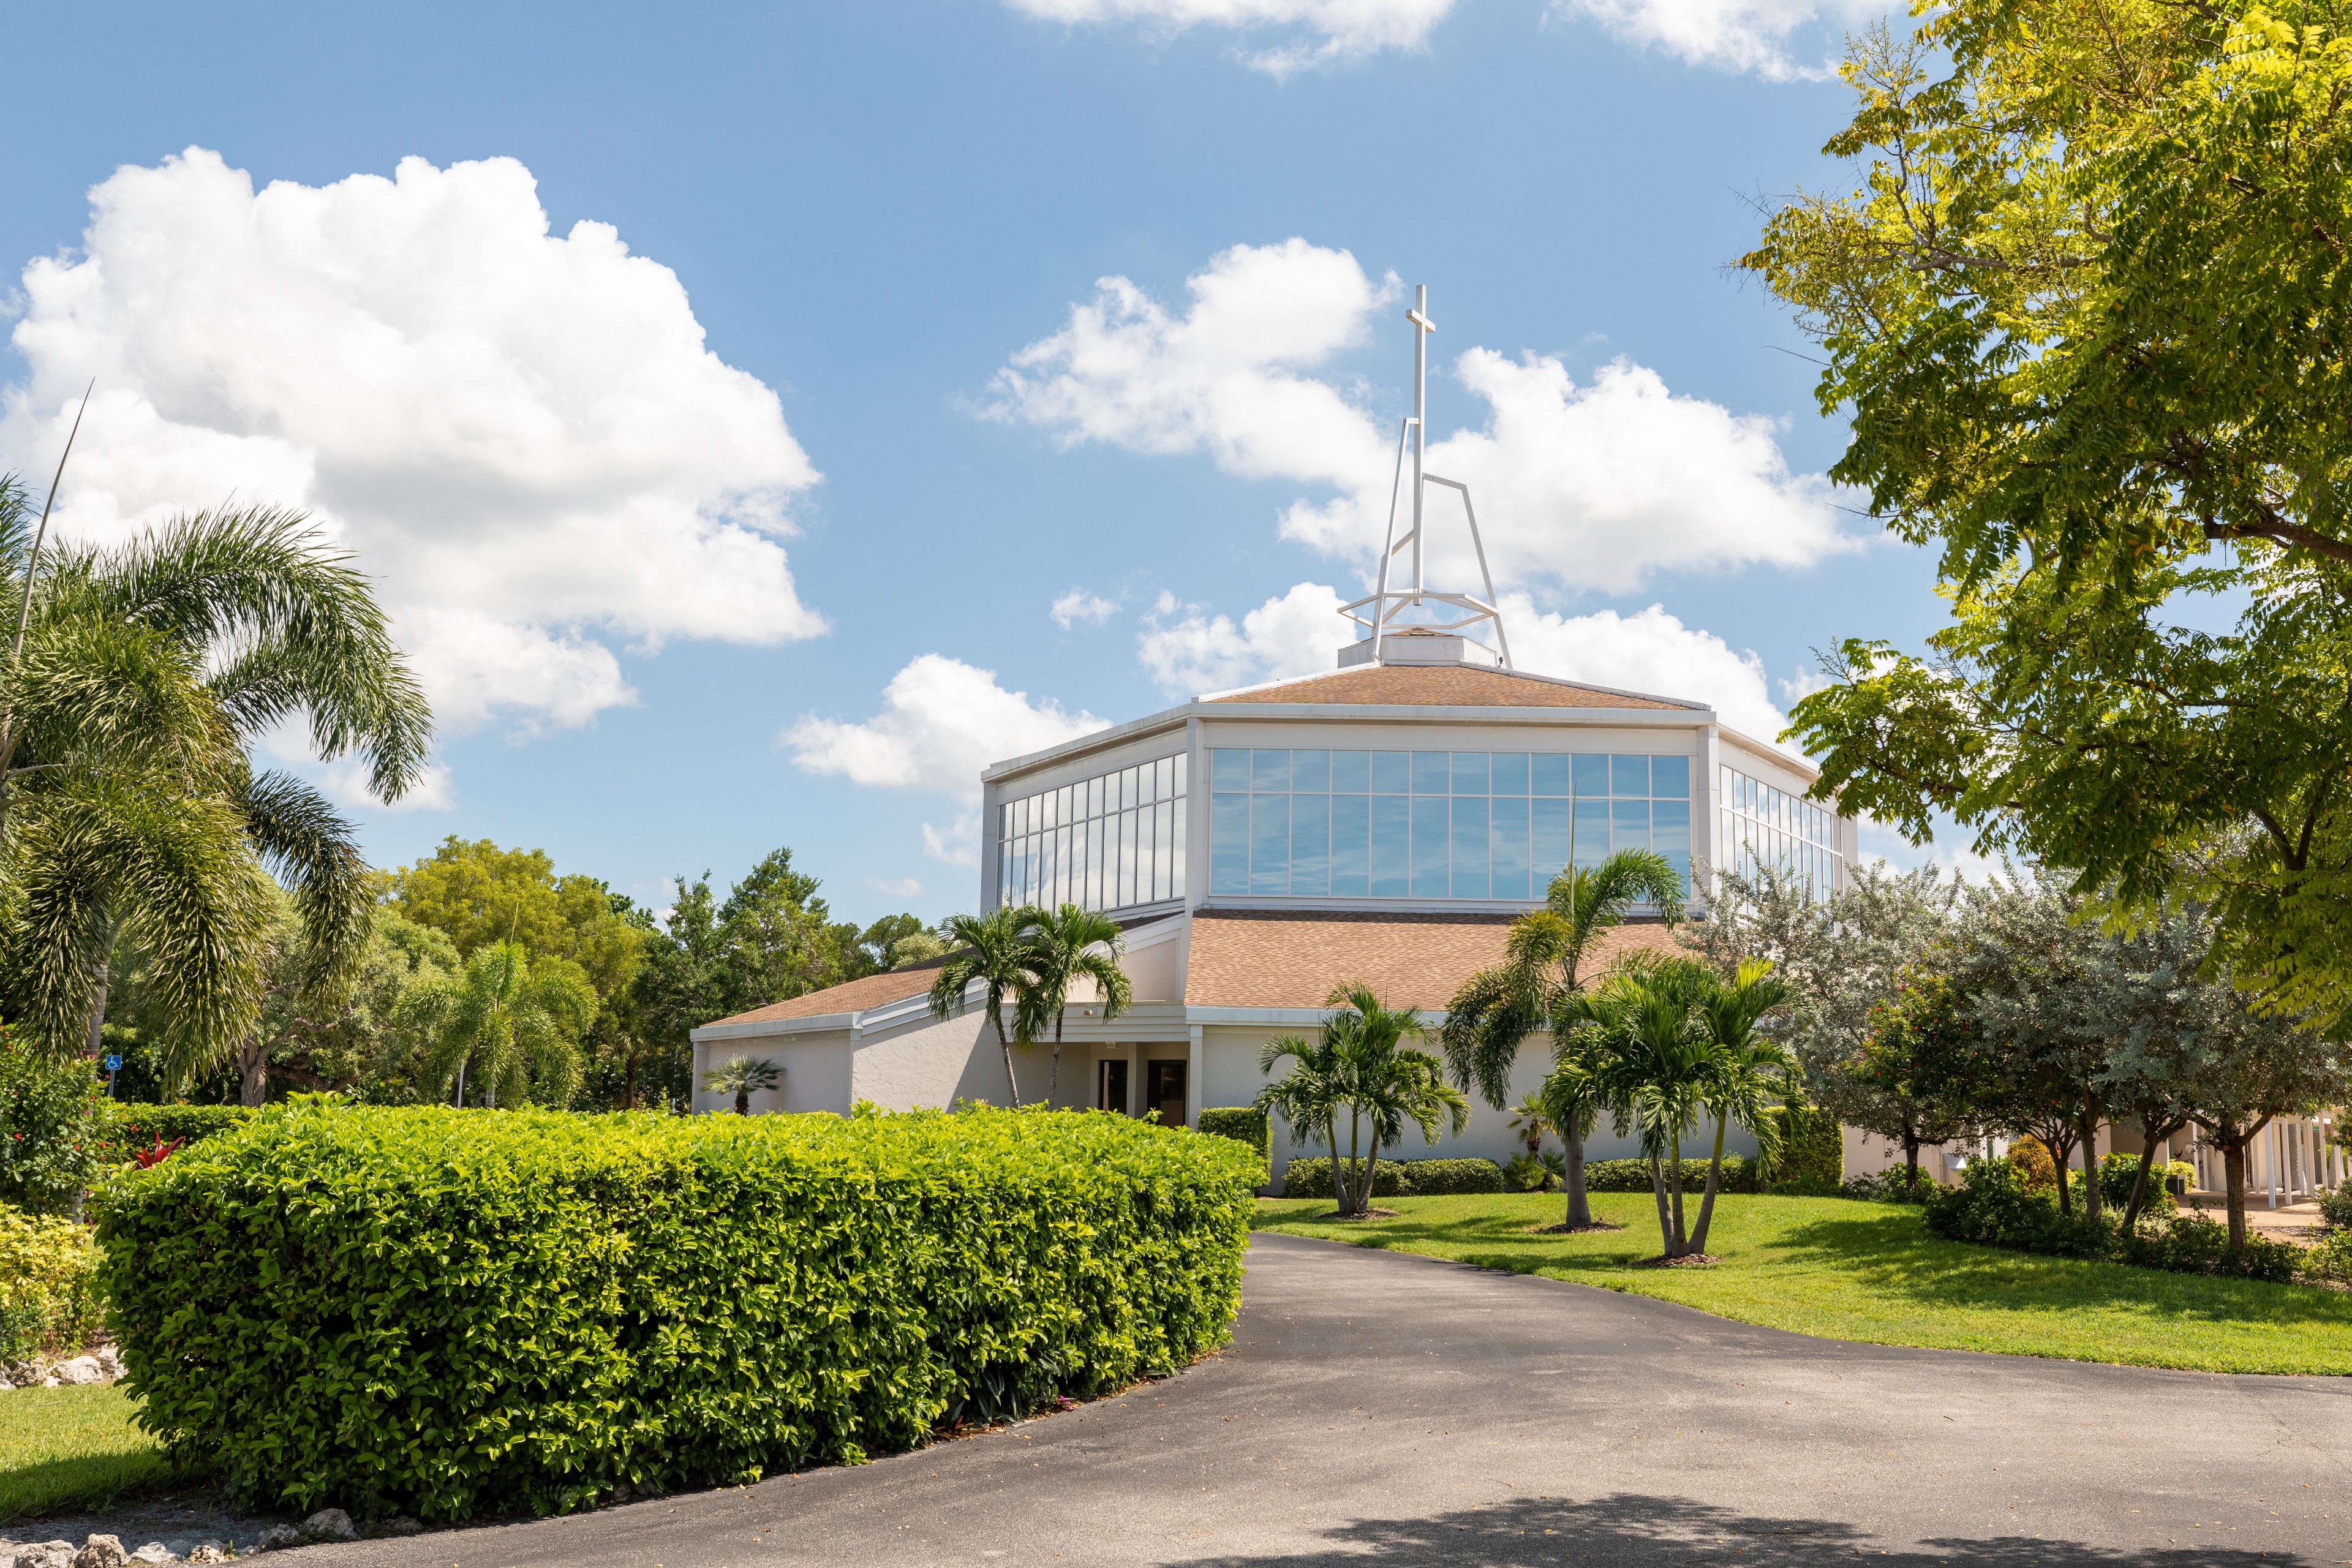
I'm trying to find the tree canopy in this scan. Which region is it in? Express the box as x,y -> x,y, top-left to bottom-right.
1744,0 -> 2352,1022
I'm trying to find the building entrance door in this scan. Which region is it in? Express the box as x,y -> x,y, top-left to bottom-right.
1098,1058 -> 1129,1115
1147,1060 -> 1187,1127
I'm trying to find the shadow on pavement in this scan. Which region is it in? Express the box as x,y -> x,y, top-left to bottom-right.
1172,1491 -> 2318,1567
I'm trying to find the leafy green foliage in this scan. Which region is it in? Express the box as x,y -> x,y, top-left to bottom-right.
396,942 -> 598,1108
1196,1108 -> 1269,1183
1578,1157 -> 1760,1195
1925,1158 -> 2301,1282
1758,1106 -> 1841,1188
1276,1156 -> 1505,1199
0,1204 -> 101,1363
92,1102 -> 252,1163
0,1042 -> 102,1215
94,1102 -> 1257,1521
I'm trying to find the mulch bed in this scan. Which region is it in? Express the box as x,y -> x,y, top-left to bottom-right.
1316,1207 -> 1403,1221
1531,1221 -> 1627,1235
1632,1252 -> 1721,1267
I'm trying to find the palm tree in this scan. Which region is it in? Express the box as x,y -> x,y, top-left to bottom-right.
1321,982 -> 1470,1218
1537,1041 -> 1608,1227
0,482 -> 430,1101
1506,1091 -> 1550,1160
927,907 -> 1041,1108
398,941 -> 596,1108
1686,958 -> 1795,1255
1014,903 -> 1133,1104
1567,957 -> 1721,1258
1441,849 -> 1684,1227
703,1055 -> 782,1115
1254,1031 -> 1346,1197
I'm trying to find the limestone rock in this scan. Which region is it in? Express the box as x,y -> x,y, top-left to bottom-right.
53,1357 -> 108,1387
300,1510 -> 355,1543
128,1545 -> 173,1565
254,1523 -> 303,1551
183,1545 -> 230,1564
16,1544 -> 80,1568
71,1536 -> 127,1568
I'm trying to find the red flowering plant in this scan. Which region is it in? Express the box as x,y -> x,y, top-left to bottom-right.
131,1137 -> 185,1170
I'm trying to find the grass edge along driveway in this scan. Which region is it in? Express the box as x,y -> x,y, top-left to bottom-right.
1252,1191 -> 2352,1376
0,1383 -> 189,1523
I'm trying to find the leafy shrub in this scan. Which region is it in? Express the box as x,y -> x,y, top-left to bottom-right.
2305,1227 -> 2352,1282
1504,1152 -> 1562,1193
2007,1136 -> 2057,1193
1926,1156 -> 2302,1281
1580,1156 -> 1760,1195
94,1104 -> 254,1165
1196,1108 -> 1268,1185
1758,1106 -> 1841,1188
1841,1167 -> 1937,1203
1278,1156 -> 1506,1199
0,1044 -> 104,1216
97,1102 -> 1257,1521
2321,1182 -> 2352,1234
0,1205 -> 102,1364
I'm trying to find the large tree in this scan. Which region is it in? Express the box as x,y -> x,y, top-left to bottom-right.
1744,0 -> 2352,1023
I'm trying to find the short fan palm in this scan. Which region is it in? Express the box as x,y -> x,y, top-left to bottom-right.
704,1055 -> 782,1115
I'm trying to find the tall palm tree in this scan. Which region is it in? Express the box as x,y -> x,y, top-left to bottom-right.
1441,849 -> 1684,1227
398,941 -> 596,1108
1537,1041 -> 1607,1227
927,907 -> 1041,1108
1567,957 -> 1721,1258
1320,982 -> 1470,1218
1254,1031 -> 1345,1196
1014,903 -> 1133,1104
0,481 -> 430,1101
703,1055 -> 782,1115
1686,958 -> 1795,1255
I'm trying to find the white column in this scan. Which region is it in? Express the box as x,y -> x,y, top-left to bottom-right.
1187,1024 -> 1204,1130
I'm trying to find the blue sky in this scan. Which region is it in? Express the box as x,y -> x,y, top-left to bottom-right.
4,0 -> 1953,924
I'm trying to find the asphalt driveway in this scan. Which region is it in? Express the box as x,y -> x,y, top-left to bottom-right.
309,1231 -> 2352,1566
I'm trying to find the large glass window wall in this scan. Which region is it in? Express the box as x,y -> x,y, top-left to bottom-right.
998,754 -> 1187,913
1210,749 -> 1692,902
1719,765 -> 1842,902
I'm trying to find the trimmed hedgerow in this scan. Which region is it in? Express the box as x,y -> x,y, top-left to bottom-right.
1196,1109 -> 1269,1185
1581,1156 -> 1760,1194
95,1103 -> 254,1163
1277,1156 -> 1506,1198
95,1102 -> 1256,1523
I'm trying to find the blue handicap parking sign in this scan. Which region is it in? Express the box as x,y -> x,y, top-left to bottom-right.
104,1054 -> 123,1073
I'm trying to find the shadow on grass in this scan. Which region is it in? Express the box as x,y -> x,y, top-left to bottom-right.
0,1450 -> 192,1524
1177,1490 -> 2313,1567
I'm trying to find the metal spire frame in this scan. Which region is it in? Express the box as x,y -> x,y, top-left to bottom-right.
1336,284 -> 1513,668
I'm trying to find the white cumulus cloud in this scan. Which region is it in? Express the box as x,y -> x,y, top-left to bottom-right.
1137,582 -> 1348,696
1499,594 -> 1791,745
1051,586 -> 1123,628
865,875 -> 927,899
986,239 -> 1848,602
1002,0 -> 1457,76
784,653 -> 1110,799
4,148 -> 826,742
1548,0 -> 1877,81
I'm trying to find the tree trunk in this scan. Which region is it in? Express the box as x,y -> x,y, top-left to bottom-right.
1563,1121 -> 1592,1228
2122,1123 -> 2171,1231
85,969 -> 111,1058
1050,1011 -> 1065,1106
2051,1132 -> 2076,1216
1362,1139 -> 1382,1216
1667,1133 -> 1687,1256
2224,1140 -> 2249,1249
1647,1152 -> 1673,1257
993,1016 -> 1023,1109
734,1088 -> 748,1115
1689,1114 -> 1728,1256
1904,1132 -> 1920,1197
2078,1102 -> 2103,1223
1326,1121 -> 1346,1214
238,1039 -> 269,1108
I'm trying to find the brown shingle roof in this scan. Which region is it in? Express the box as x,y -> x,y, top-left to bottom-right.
701,957 -> 949,1029
1207,663 -> 1697,710
1183,909 -> 1683,1011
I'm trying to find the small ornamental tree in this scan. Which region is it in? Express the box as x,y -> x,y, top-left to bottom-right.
1851,968 -> 1982,1193
927,908 -> 1040,1109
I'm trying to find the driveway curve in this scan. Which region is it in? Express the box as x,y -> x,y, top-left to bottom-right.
312,1232 -> 2352,1566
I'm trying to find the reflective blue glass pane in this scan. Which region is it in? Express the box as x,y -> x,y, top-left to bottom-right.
1250,794 -> 1290,894
1371,750 -> 1411,795
1290,793 -> 1330,896
1411,752 -> 1450,796
1574,801 -> 1611,868
1612,756 -> 1649,797
1531,753 -> 1570,796
1491,753 -> 1528,796
1330,750 -> 1370,794
1411,797 -> 1450,897
1451,753 -> 1490,796
1253,749 -> 1292,792
1370,794 -> 1411,897
1532,797 -> 1572,886
1212,750 -> 1250,791
1652,755 -> 1691,801
1211,794 -> 1249,894
1612,799 -> 1651,851
1490,796 -> 1530,900
1653,801 -> 1691,889
1291,749 -> 1331,794
1450,797 -> 1489,898
1330,794 -> 1370,895
1573,755 -> 1611,797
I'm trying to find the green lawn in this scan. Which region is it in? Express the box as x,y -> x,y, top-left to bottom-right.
1253,1191 -> 2352,1376
0,1384 -> 190,1521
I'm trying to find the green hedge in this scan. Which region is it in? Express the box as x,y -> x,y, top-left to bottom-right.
1196,1109 -> 1269,1185
1925,1156 -> 2300,1283
1278,1156 -> 1506,1198
96,1102 -> 1257,1521
1581,1156 -> 1761,1194
1760,1106 -> 1841,1188
96,1102 -> 254,1163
